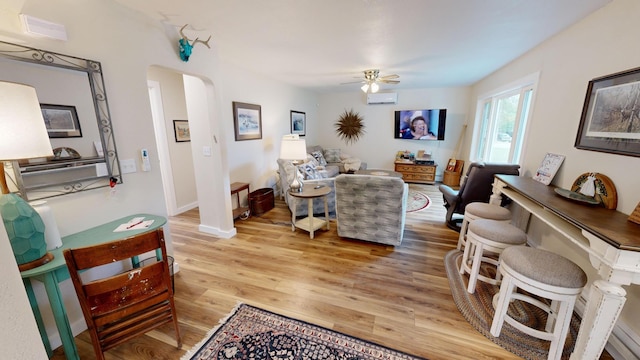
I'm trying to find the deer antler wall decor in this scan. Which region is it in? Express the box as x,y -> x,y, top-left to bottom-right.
178,24 -> 211,62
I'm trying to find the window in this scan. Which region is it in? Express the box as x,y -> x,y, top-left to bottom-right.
471,74 -> 537,164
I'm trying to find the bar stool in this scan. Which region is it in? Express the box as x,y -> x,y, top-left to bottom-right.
457,202 -> 511,251
491,246 -> 587,360
459,219 -> 527,294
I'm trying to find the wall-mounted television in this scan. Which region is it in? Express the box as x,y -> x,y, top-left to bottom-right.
394,109 -> 446,140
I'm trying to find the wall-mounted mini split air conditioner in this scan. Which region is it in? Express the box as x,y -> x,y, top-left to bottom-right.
366,92 -> 398,105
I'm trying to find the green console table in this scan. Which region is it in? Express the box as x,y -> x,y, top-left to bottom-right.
20,213 -> 167,359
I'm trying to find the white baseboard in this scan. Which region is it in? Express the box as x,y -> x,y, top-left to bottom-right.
198,224 -> 236,239
175,201 -> 198,215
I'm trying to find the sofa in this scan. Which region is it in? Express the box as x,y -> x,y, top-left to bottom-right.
306,145 -> 367,174
277,145 -> 368,217
277,158 -> 339,217
334,174 -> 408,246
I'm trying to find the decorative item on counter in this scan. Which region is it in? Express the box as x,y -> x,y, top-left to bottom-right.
533,153 -> 565,185
335,109 -> 365,145
629,202 -> 640,225
50,147 -> 80,160
553,172 -> 617,210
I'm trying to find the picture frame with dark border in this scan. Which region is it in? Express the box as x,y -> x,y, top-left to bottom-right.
575,66 -> 640,157
290,110 -> 306,136
40,104 -> 82,138
233,101 -> 262,141
173,120 -> 190,142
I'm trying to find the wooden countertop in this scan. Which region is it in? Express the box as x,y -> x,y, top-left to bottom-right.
496,174 -> 640,251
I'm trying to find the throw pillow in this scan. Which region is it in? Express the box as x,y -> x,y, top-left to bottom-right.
307,154 -> 319,167
324,149 -> 341,163
310,150 -> 327,166
299,162 -> 322,180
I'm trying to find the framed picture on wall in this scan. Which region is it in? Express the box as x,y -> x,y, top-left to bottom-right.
233,101 -> 262,141
40,104 -> 82,138
575,66 -> 640,157
173,120 -> 190,142
290,110 -> 306,136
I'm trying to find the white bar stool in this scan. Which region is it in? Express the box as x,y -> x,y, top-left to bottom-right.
457,202 -> 511,251
459,219 -> 527,294
490,246 -> 587,360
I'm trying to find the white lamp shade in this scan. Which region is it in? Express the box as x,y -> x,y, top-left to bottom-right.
0,81 -> 53,160
279,136 -> 307,161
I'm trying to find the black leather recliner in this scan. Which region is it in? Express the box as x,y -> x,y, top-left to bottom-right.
439,162 -> 520,231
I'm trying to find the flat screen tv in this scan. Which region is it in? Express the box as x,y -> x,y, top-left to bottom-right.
394,109 -> 446,140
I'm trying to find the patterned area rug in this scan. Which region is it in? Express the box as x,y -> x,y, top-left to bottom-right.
406,190 -> 431,213
182,303 -> 426,360
444,250 -> 581,360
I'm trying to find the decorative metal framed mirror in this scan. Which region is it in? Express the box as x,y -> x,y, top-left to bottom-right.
0,41 -> 121,200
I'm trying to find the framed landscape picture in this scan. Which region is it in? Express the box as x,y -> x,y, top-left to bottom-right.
233,101 -> 262,141
40,104 -> 82,138
575,66 -> 640,157
290,110 -> 306,136
173,120 -> 190,142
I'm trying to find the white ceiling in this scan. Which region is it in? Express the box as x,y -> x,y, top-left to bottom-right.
115,0 -> 610,93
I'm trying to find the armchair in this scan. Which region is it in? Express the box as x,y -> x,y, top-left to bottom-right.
334,174 -> 408,246
439,162 -> 520,231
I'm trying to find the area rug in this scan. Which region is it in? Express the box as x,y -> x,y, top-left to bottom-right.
444,250 -> 581,360
182,303 -> 425,360
406,190 -> 431,213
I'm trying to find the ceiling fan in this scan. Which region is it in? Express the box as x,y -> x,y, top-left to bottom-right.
341,69 -> 400,93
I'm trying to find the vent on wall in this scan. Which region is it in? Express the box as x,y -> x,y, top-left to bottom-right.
366,92 -> 398,105
20,14 -> 68,41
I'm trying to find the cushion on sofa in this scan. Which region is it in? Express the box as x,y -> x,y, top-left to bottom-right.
310,150 -> 327,166
323,149 -> 341,163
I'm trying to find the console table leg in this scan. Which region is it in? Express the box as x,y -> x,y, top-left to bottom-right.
291,197 -> 296,232
308,199 -> 315,239
41,272 -> 80,360
570,280 -> 626,360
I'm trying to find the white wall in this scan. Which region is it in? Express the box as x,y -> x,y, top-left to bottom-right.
468,0 -> 640,356
219,60 -> 319,195
0,0 -> 237,349
316,88 -> 470,178
147,67 -> 198,212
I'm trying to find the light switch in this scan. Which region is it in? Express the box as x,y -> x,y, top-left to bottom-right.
121,159 -> 137,174
203,146 -> 211,157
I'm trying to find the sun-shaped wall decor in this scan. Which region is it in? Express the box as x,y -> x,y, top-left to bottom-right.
335,109 -> 365,145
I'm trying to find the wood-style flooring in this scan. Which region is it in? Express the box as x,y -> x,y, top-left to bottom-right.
52,184 -> 613,359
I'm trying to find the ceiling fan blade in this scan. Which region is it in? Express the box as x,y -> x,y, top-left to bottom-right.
340,80 -> 366,85
379,79 -> 400,84
379,74 -> 399,80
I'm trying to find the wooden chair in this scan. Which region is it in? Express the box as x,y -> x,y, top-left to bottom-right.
63,228 -> 181,360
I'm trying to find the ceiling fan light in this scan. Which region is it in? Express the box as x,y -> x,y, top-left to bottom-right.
370,82 -> 379,93
360,83 -> 369,93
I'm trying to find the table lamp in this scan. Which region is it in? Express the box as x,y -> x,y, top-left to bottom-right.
0,81 -> 54,271
279,134 -> 307,193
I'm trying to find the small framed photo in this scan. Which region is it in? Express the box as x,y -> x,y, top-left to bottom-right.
173,120 -> 190,142
233,101 -> 262,141
290,110 -> 306,136
575,66 -> 640,157
40,104 -> 82,138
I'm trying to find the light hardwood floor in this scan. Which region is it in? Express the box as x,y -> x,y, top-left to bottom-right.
52,184 -> 612,359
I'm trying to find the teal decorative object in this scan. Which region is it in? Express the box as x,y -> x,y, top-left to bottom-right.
0,193 -> 47,266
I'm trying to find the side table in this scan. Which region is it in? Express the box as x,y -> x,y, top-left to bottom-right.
230,182 -> 250,219
289,186 -> 331,239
